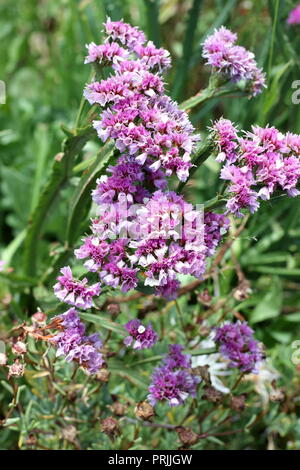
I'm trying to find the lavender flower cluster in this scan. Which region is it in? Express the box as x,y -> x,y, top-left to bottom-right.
52,19 -> 230,307
84,18 -> 199,182
49,309 -> 105,374
215,321 -> 263,373
202,27 -> 266,97
49,20 -> 269,393
148,345 -> 200,406
212,118 -> 300,216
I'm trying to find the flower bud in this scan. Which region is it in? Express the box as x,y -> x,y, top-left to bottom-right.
8,359 -> 25,378
203,386 -> 223,404
96,367 -> 110,383
269,388 -> 285,403
107,304 -> 121,318
230,394 -> 247,412
12,340 -> 27,356
100,417 -> 120,440
32,311 -> 47,327
135,401 -> 155,421
109,402 -> 128,416
198,289 -> 212,305
176,427 -> 199,447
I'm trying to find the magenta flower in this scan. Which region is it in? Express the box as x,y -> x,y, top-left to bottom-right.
211,118 -> 239,163
148,344 -> 200,406
204,212 -> 230,257
134,41 -> 171,72
50,309 -> 104,375
287,5 -> 300,24
221,165 -> 259,217
124,319 -> 158,350
84,19 -> 199,182
202,26 -> 266,96
214,321 -> 264,373
164,344 -> 191,369
53,266 -> 101,309
103,17 -> 146,50
84,42 -> 129,65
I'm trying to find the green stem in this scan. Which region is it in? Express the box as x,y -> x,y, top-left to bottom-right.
172,0 -> 204,101
179,84 -> 244,111
268,0 -> 280,79
186,347 -> 217,356
175,299 -> 186,338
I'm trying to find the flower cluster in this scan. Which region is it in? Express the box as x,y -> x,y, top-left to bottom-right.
54,266 -> 101,309
49,309 -> 105,374
84,19 -> 199,182
287,5 -> 300,25
124,319 -> 158,350
202,26 -> 266,97
211,119 -> 300,216
148,345 -> 200,406
91,154 -> 167,207
214,321 -> 263,373
73,187 -> 229,300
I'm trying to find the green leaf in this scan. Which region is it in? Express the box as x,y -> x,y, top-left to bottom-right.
249,267 -> 300,277
143,0 -> 161,46
79,312 -> 126,336
172,0 -> 204,101
251,277 -> 282,323
109,358 -> 149,389
23,126 -> 94,278
2,418 -> 20,427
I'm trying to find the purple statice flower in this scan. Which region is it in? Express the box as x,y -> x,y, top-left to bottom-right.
134,41 -> 171,72
127,190 -> 207,295
202,26 -> 266,96
84,70 -> 164,106
103,17 -> 146,50
65,343 -> 104,374
221,164 -> 259,217
245,126 -> 286,155
155,279 -> 181,300
280,156 -> 300,197
124,319 -> 158,350
148,344 -> 199,406
148,366 -> 199,407
50,309 -> 105,375
91,154 -> 166,207
99,260 -> 138,293
164,344 -> 191,369
213,123 -> 300,214
53,266 -> 101,309
92,93 -> 198,182
84,42 -> 129,65
284,132 -> 300,154
211,118 -> 239,163
74,237 -> 110,272
287,5 -> 300,24
255,153 -> 285,200
214,321 -> 264,373
84,20 -> 199,183
204,212 -> 230,257
0,260 -> 5,272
